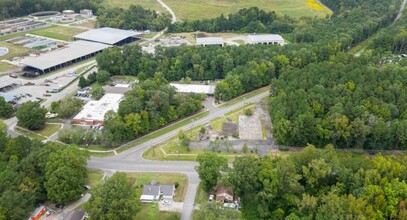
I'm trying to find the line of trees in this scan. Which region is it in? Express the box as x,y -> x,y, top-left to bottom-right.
0,120 -> 89,219
0,0 -> 102,20
97,5 -> 171,31
168,7 -> 297,34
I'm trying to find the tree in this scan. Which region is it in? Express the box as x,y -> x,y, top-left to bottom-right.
196,152 -> 227,192
55,98 -> 84,118
78,76 -> 88,88
16,101 -> 47,130
194,202 -> 242,220
85,173 -> 139,220
0,97 -> 13,118
91,84 -> 105,100
96,70 -> 110,85
44,146 -> 89,204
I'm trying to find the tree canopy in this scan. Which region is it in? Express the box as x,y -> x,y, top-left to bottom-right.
196,152 -> 228,192
16,101 -> 47,130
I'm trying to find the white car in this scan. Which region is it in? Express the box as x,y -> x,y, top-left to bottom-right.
162,200 -> 171,205
209,195 -> 214,201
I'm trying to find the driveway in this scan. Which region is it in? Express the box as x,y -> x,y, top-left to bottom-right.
159,200 -> 183,212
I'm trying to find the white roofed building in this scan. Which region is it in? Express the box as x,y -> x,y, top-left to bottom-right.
73,93 -> 123,125
247,34 -> 286,46
74,27 -> 143,45
170,83 -> 215,95
21,41 -> 110,74
196,37 -> 224,47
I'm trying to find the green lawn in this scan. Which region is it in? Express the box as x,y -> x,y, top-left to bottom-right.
0,41 -> 31,60
103,0 -> 164,12
14,127 -> 46,141
29,26 -> 86,41
165,0 -> 331,21
117,111 -> 210,153
133,203 -> 179,220
194,183 -> 210,204
34,124 -> 62,137
0,62 -> 17,72
86,169 -> 105,187
128,172 -> 188,202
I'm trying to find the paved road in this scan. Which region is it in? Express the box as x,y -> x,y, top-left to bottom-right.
87,90 -> 269,220
157,0 -> 177,23
395,0 -> 407,22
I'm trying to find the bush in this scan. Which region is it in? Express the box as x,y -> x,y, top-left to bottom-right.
244,108 -> 253,116
242,143 -> 248,154
175,182 -> 179,189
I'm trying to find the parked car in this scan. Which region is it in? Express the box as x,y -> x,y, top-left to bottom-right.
84,185 -> 91,190
162,200 -> 171,205
55,204 -> 64,209
209,195 -> 214,202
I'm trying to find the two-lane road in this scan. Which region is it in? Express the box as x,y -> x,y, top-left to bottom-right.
87,89 -> 270,220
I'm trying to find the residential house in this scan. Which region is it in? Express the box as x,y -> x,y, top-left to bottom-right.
215,185 -> 234,203
140,180 -> 175,203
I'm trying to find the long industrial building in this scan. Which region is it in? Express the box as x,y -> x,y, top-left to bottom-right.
247,34 -> 286,46
73,27 -> 143,45
196,37 -> 224,47
170,83 -> 215,95
20,41 -> 110,74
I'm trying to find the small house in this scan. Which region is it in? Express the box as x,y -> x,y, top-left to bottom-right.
140,180 -> 175,203
160,184 -> 176,199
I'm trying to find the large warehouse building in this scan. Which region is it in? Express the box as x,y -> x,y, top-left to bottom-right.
170,83 -> 215,95
247,34 -> 286,46
20,41 -> 110,74
73,93 -> 123,125
196,37 -> 224,47
73,27 -> 143,45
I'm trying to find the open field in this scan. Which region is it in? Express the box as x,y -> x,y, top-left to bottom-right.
103,0 -> 164,12
164,0 -> 331,20
14,127 -> 46,141
128,172 -> 188,202
29,26 -> 86,41
0,41 -> 31,60
133,203 -> 179,220
72,20 -> 97,29
0,62 -> 17,72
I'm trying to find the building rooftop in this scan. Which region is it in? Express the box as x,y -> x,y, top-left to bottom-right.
170,83 -> 215,95
142,185 -> 160,196
20,41 -> 110,71
247,34 -> 285,42
196,37 -> 224,45
73,93 -> 123,122
0,92 -> 16,102
0,77 -> 20,90
160,185 -> 175,196
74,27 -> 143,45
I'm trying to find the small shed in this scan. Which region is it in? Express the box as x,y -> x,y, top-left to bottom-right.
216,186 -> 234,203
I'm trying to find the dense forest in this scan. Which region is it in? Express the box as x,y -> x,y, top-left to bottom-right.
269,56 -> 407,149
0,0 -> 101,20
0,120 -> 88,219
227,145 -> 407,219
97,5 -> 172,31
168,7 -> 297,34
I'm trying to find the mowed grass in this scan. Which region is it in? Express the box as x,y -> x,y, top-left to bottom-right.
128,172 -> 188,202
103,0 -> 164,12
86,169 -> 105,188
0,41 -> 31,60
0,62 -> 17,72
133,203 -> 179,220
34,123 -> 62,137
29,26 -> 86,41
164,0 -> 331,20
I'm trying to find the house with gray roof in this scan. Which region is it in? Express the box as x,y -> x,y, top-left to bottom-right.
140,180 -> 175,202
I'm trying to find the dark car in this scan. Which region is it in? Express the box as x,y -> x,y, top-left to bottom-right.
55,204 -> 64,209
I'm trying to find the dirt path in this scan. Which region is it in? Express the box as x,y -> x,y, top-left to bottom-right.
157,0 -> 177,23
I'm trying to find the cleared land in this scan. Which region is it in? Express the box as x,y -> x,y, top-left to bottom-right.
0,41 -> 31,60
29,26 -> 86,41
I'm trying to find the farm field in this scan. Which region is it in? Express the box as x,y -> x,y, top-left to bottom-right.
29,25 -> 86,41
105,0 -> 332,21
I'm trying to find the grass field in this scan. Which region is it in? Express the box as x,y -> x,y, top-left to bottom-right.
35,123 -> 62,137
102,0 -> 331,21
86,169 -> 105,187
72,20 -> 97,29
29,26 -> 86,41
14,127 -> 46,141
0,62 -> 17,72
0,41 -> 31,60
133,203 -> 179,220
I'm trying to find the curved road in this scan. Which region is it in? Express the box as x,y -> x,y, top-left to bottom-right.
87,90 -> 270,220
157,0 -> 177,23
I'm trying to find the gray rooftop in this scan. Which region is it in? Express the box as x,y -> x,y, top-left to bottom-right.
20,41 -> 110,71
0,77 -> 20,89
142,185 -> 160,196
0,92 -> 16,102
196,37 -> 224,45
74,27 -> 143,45
160,185 -> 175,196
248,34 -> 284,42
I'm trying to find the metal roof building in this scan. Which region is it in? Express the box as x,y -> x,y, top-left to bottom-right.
73,93 -> 123,125
0,77 -> 21,92
247,34 -> 286,46
73,27 -> 143,45
196,37 -> 224,47
170,83 -> 215,95
20,41 -> 110,74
